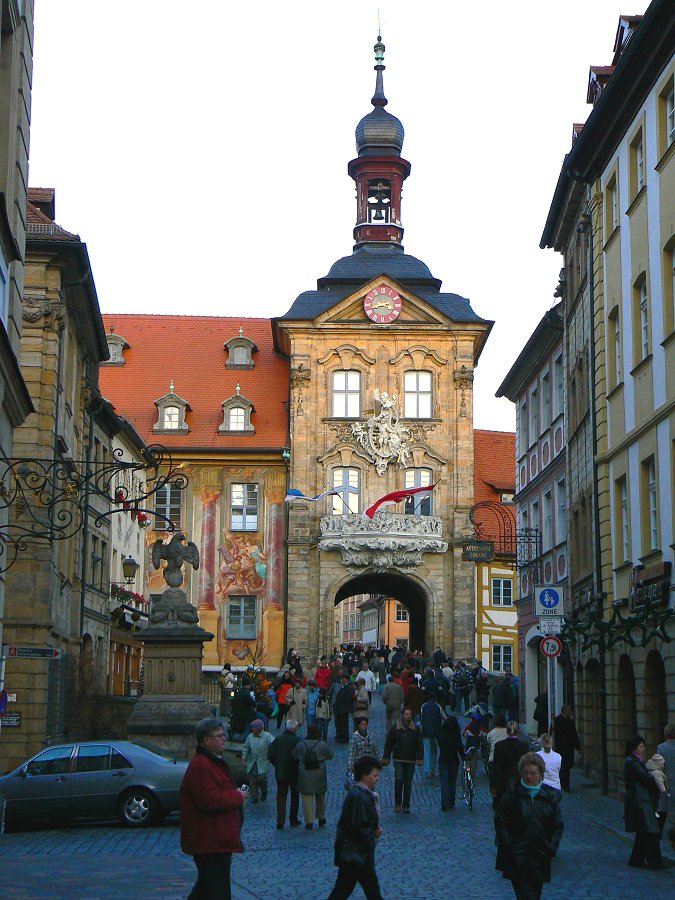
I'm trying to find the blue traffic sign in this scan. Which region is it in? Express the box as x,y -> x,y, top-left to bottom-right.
535,586 -> 565,617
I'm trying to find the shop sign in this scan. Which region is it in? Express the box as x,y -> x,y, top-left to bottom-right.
462,540 -> 495,563
629,562 -> 671,611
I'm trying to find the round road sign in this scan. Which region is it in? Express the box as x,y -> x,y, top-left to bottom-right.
540,636 -> 562,658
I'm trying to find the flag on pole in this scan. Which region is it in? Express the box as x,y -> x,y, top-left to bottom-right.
284,487 -> 340,502
363,483 -> 438,519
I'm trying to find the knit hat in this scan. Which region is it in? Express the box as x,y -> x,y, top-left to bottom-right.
251,719 -> 265,731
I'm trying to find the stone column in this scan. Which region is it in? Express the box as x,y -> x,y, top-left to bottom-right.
198,488 -> 220,611
262,470 -> 285,665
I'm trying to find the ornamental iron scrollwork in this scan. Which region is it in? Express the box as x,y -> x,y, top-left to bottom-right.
560,591 -> 674,652
0,444 -> 187,573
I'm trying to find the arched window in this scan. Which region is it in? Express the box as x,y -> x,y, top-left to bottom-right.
331,467 -> 360,514
403,371 -> 432,418
163,405 -> 180,429
332,370 -> 361,418
404,467 -> 433,515
229,407 -> 246,431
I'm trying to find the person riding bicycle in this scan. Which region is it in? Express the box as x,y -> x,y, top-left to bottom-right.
463,712 -> 487,778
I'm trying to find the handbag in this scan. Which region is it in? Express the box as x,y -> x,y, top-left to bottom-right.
343,770 -> 354,791
337,838 -> 368,868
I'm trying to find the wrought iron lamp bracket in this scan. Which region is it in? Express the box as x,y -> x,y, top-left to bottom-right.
0,444 -> 186,573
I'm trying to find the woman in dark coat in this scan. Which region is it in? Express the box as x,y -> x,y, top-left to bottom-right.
623,734 -> 668,869
437,715 -> 465,810
495,751 -> 564,899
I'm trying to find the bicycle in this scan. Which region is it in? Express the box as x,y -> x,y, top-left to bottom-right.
461,748 -> 478,811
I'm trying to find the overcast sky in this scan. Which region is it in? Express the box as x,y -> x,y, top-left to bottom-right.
28,1 -> 645,432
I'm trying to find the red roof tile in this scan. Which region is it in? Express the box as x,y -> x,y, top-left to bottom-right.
99,314 -> 289,450
473,429 -> 516,543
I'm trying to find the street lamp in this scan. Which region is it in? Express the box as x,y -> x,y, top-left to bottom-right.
122,555 -> 140,584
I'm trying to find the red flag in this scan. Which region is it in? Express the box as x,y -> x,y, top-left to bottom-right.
364,483 -> 437,519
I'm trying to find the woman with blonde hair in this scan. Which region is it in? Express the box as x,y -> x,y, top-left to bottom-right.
536,733 -> 562,793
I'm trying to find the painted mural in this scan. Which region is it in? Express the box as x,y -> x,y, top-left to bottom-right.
216,535 -> 267,596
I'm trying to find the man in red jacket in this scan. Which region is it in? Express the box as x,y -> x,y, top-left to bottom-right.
314,656 -> 332,691
180,717 -> 250,899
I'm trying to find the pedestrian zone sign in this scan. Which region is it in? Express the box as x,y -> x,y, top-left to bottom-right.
534,586 -> 564,617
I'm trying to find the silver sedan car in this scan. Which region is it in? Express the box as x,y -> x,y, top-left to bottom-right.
0,740 -> 188,829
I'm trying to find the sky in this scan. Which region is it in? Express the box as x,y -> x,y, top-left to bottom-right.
28,1 -> 647,432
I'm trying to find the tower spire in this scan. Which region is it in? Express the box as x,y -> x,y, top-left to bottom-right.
371,35 -> 387,108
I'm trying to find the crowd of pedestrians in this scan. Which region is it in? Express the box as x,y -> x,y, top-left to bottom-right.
180,643 -> 675,898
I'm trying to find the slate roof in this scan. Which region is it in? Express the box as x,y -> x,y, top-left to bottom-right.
280,244 -> 488,325
99,315 -> 289,450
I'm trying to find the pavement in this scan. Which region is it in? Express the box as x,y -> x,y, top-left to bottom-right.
1,696 -> 673,899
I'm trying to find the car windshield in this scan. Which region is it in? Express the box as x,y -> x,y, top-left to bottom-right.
129,740 -> 179,761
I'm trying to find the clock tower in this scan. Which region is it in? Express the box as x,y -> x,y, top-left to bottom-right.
273,37 -> 493,664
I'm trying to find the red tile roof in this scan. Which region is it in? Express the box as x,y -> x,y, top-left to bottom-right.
473,429 -> 516,545
99,314 -> 289,450
26,188 -> 80,241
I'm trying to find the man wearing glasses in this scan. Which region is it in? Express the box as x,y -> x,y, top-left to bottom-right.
180,718 -> 250,899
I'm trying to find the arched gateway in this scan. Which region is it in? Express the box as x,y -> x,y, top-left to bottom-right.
335,572 -> 428,653
274,38 -> 491,666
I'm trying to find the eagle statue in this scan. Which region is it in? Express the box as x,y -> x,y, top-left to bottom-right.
151,532 -> 199,589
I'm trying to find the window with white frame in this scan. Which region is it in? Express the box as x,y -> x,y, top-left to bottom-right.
541,371 -> 551,430
646,458 -> 658,551
636,137 -> 644,192
555,478 -> 566,543
0,247 -> 9,327
606,175 -> 619,236
542,490 -> 552,551
492,644 -> 513,672
395,603 -> 409,621
608,307 -> 621,386
404,468 -> 432,515
331,467 -> 360,514
668,85 -> 675,148
553,355 -> 564,419
618,476 -> 630,563
403,371 -> 432,418
529,387 -> 538,440
639,280 -> 649,360
229,407 -> 246,430
491,578 -> 513,606
332,371 -> 361,418
163,405 -> 180,429
227,596 -> 257,639
154,482 -> 183,529
230,483 -> 258,531
530,499 -> 539,532
519,401 -> 528,446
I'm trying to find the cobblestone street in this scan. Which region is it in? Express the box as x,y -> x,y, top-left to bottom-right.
1,697 -> 673,899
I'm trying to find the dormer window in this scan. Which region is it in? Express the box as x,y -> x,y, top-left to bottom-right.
224,327 -> 257,369
219,384 -> 254,434
102,331 -> 129,366
153,382 -> 190,433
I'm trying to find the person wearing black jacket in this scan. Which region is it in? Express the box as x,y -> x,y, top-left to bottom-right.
332,675 -> 353,743
553,705 -> 581,792
328,755 -> 383,900
437,716 -> 465,810
495,752 -> 563,898
624,734 -> 670,869
382,707 -> 423,813
268,719 -> 301,830
491,721 -> 529,808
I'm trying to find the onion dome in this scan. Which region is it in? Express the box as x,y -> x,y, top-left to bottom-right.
355,36 -> 404,157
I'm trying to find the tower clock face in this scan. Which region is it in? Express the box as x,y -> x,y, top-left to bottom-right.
364,284 -> 402,323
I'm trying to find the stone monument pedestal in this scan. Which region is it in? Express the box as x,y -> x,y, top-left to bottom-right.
197,607 -> 221,666
126,620 -> 215,757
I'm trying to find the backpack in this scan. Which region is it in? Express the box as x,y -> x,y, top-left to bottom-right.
455,669 -> 470,688
303,741 -> 320,770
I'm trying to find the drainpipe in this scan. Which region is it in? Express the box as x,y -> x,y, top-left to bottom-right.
582,202 -> 609,796
79,394 -> 101,639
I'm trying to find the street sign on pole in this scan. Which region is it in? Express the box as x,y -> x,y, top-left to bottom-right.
6,646 -> 62,659
539,617 -> 563,636
540,636 -> 563,658
534,586 -> 565,617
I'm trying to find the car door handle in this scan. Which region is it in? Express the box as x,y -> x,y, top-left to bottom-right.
112,771 -> 127,777
54,777 -> 67,783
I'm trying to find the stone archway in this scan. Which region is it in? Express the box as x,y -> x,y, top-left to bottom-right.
643,649 -> 667,753
334,572 -> 428,653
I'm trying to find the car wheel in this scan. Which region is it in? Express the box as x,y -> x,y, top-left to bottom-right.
118,788 -> 159,828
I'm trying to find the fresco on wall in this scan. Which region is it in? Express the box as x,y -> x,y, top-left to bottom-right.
216,534 -> 267,595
